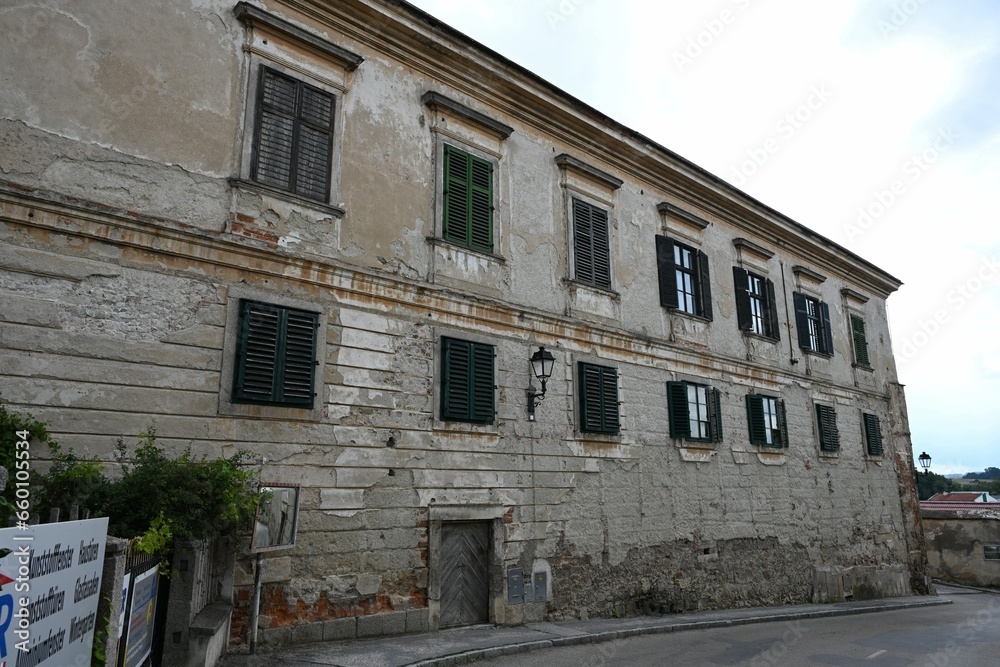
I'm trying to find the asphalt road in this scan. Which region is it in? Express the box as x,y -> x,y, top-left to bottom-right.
472,585 -> 1000,667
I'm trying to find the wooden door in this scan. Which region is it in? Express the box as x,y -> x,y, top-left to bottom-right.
439,521 -> 490,627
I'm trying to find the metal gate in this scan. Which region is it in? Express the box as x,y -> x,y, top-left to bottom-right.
440,521 -> 490,627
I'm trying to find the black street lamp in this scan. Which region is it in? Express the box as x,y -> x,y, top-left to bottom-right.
918,451 -> 932,475
527,346 -> 555,421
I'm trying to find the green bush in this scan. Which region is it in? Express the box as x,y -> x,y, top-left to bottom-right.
1,396 -> 261,566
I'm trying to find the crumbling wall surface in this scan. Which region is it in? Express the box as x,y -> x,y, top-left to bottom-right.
922,514 -> 1000,588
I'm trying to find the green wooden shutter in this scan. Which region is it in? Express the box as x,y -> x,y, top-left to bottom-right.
697,251 -> 713,321
441,338 -> 494,423
775,399 -> 788,448
573,199 -> 611,290
764,278 -> 780,340
793,292 -> 811,351
864,413 -> 883,456
733,267 -> 752,331
816,404 -> 839,452
469,154 -> 493,252
470,342 -> 495,423
233,300 -> 318,408
443,146 -> 470,247
851,315 -> 871,367
709,387 -> 723,442
745,394 -> 767,446
281,308 -> 319,406
601,366 -> 619,432
820,302 -> 834,356
666,381 -> 690,438
443,145 -> 493,253
580,363 -> 618,434
656,235 -> 678,309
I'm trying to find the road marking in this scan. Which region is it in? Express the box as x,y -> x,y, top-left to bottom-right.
867,649 -> 887,659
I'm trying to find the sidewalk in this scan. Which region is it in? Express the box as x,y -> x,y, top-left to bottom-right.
220,594 -> 952,667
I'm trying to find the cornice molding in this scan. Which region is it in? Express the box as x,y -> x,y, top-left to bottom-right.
555,154 -> 623,191
793,265 -> 827,284
234,1 -> 364,71
657,202 -> 710,230
841,288 -> 870,305
421,91 -> 513,139
0,181 -> 892,403
733,237 -> 775,261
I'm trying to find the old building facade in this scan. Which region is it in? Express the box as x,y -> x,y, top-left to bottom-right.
0,0 -> 928,648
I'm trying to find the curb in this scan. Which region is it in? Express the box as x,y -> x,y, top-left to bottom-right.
407,597 -> 952,666
934,580 -> 1000,595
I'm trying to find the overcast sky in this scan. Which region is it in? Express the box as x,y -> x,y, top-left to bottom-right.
408,0 -> 999,475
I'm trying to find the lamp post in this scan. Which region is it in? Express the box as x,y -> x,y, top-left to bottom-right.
918,451 -> 932,476
527,346 -> 555,421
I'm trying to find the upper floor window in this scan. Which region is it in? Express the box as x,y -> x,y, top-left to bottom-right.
746,393 -> 787,448
851,314 -> 872,368
233,299 -> 319,408
793,293 -> 833,355
250,66 -> 335,202
578,362 -> 619,434
667,381 -> 722,443
442,144 -> 494,253
656,236 -> 713,319
733,267 -> 779,339
572,198 -> 612,290
440,337 -> 495,424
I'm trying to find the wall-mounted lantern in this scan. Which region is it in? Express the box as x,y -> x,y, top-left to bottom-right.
527,346 -> 555,421
918,451 -> 932,475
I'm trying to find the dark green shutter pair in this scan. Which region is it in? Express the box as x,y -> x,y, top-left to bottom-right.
579,362 -> 619,433
233,300 -> 319,407
732,267 -> 780,338
252,66 -> 335,202
666,381 -> 722,442
443,145 -> 494,253
793,292 -> 834,355
851,315 -> 871,367
441,337 -> 495,423
863,413 -> 883,456
573,199 -> 612,290
745,394 -> 787,448
816,404 -> 840,451
655,235 -> 713,319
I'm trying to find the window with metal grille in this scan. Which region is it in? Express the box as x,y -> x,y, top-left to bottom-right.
440,337 -> 495,424
794,293 -> 833,355
233,300 -> 319,407
863,412 -> 883,456
746,393 -> 787,448
667,381 -> 722,443
655,236 -> 713,319
851,314 -> 872,368
572,198 -> 612,290
443,145 -> 494,253
733,267 -> 779,338
815,404 -> 840,452
250,66 -> 335,202
578,362 -> 619,434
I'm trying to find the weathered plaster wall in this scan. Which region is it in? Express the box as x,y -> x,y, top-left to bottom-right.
922,513 -> 1000,588
0,0 -> 927,651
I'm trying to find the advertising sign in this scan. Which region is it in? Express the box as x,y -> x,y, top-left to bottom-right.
122,566 -> 157,667
0,517 -> 109,667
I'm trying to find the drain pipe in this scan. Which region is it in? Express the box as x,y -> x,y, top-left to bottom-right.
780,261 -> 797,365
250,552 -> 263,654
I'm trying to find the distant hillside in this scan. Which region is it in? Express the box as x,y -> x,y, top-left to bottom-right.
962,467 -> 1000,480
